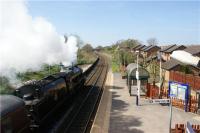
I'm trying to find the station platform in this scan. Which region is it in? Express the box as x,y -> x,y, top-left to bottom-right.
91,71 -> 200,133
78,64 -> 92,72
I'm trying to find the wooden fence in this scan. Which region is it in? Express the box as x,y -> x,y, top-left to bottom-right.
146,83 -> 199,113
171,124 -> 200,133
146,83 -> 159,98
170,71 -> 200,91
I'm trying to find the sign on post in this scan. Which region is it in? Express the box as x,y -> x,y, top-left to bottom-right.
149,99 -> 170,104
169,81 -> 189,112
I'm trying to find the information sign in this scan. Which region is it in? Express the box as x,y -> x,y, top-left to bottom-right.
169,81 -> 189,101
169,81 -> 189,112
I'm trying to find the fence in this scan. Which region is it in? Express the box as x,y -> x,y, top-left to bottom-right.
171,123 -> 200,133
146,83 -> 198,113
146,83 -> 159,98
169,71 -> 200,91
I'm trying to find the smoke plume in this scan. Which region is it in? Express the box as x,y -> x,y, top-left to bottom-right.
0,0 -> 78,81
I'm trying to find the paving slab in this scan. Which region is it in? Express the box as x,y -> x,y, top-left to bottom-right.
91,72 -> 200,133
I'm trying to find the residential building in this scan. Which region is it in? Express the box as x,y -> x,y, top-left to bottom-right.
184,45 -> 200,57
142,45 -> 160,58
162,58 -> 200,96
162,45 -> 186,61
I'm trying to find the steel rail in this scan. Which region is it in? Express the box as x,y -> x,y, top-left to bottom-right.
63,56 -> 108,133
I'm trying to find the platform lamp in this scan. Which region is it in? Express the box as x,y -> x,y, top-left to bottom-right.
157,51 -> 162,97
135,50 -> 140,106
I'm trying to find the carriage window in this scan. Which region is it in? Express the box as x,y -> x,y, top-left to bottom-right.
2,117 -> 13,133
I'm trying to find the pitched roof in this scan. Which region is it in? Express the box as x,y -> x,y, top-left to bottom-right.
164,45 -> 186,53
132,45 -> 141,49
161,58 -> 184,70
135,45 -> 146,50
160,44 -> 176,52
140,45 -> 152,51
144,45 -> 160,52
184,45 -> 200,55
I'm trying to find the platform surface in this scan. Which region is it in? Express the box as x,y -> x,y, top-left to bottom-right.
91,72 -> 200,133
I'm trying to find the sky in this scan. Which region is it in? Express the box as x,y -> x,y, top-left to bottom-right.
27,0 -> 200,46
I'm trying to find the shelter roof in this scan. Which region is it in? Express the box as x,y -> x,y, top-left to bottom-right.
126,63 -> 149,79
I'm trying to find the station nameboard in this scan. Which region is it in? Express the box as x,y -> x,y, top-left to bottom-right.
149,99 -> 170,104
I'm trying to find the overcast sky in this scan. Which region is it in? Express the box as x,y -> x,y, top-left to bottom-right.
28,1 -> 200,46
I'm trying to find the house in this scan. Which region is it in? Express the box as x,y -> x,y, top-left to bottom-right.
184,45 -> 200,57
135,45 -> 146,51
140,45 -> 152,57
131,45 -> 142,52
142,45 -> 160,58
162,58 -> 200,96
161,45 -> 186,61
160,44 -> 176,61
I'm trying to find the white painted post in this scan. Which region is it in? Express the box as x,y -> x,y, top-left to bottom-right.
136,51 -> 140,106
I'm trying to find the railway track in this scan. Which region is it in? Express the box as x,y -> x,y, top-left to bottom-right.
38,55 -> 108,133
63,56 -> 108,133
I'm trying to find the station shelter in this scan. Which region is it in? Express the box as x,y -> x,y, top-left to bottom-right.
126,63 -> 149,96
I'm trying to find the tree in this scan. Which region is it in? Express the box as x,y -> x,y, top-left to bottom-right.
147,38 -> 158,46
81,44 -> 93,53
96,46 -> 103,50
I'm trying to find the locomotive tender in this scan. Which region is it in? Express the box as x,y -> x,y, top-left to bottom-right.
0,95 -> 31,133
1,66 -> 85,132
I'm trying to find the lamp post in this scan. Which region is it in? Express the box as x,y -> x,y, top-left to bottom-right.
136,50 -> 140,106
158,51 -> 162,97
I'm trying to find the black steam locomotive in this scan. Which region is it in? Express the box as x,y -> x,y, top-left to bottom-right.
1,66 -> 85,132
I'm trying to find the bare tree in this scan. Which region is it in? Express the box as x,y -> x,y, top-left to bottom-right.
147,38 -> 158,46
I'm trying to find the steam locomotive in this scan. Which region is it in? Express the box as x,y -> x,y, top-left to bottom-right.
1,66 -> 85,132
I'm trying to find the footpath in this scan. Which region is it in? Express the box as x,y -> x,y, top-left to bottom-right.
91,71 -> 200,133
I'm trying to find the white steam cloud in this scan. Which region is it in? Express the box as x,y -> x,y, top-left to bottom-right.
0,1 -> 78,80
